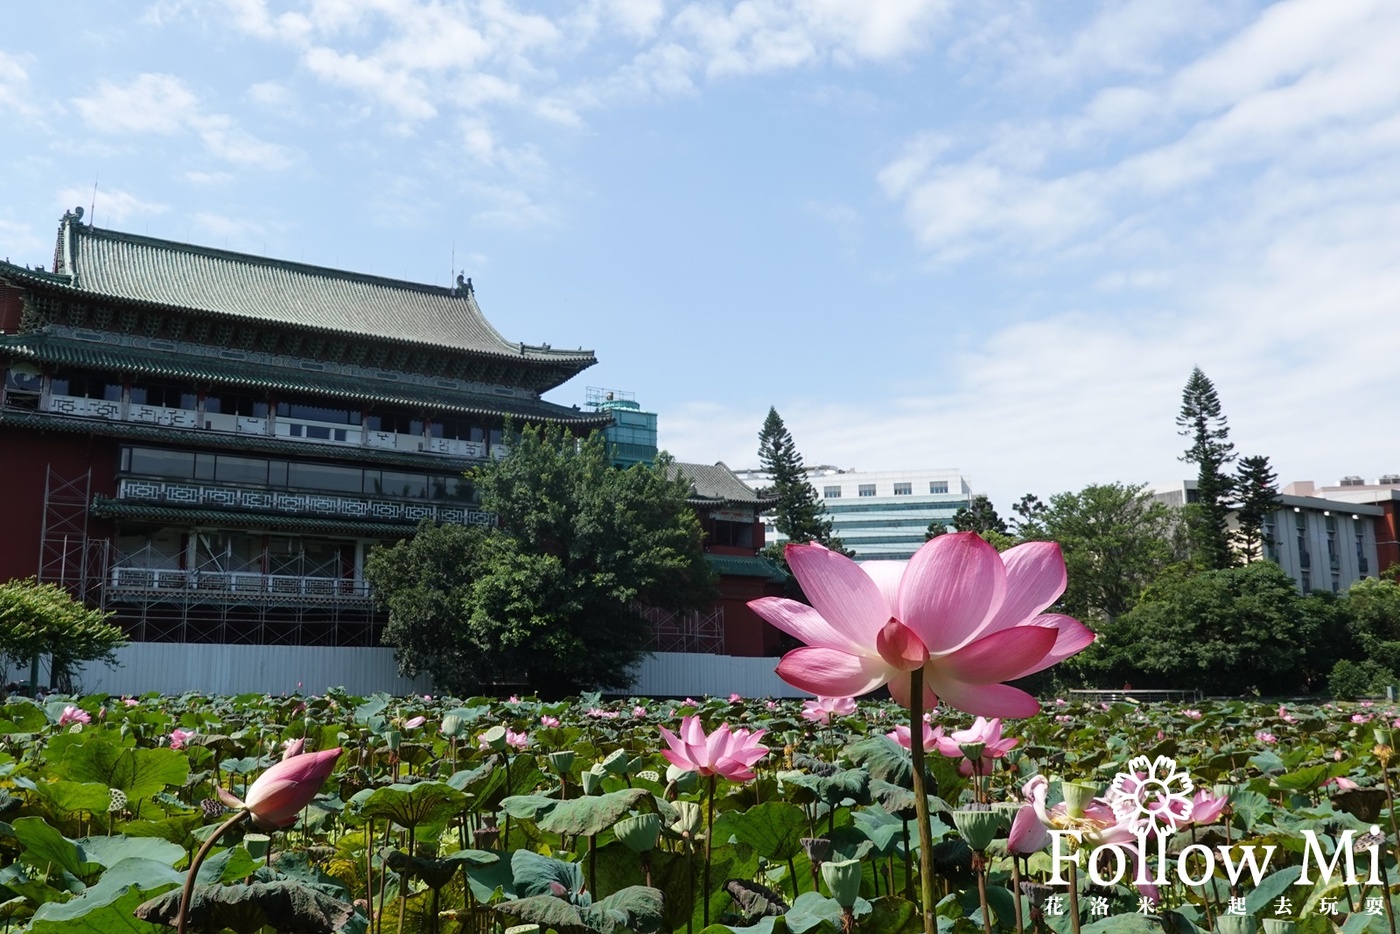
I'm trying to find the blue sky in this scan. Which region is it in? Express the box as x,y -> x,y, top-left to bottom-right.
4,1 -> 1399,511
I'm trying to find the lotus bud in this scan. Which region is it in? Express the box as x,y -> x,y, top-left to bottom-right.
602,749 -> 632,776
1262,921 -> 1296,934
546,751 -> 576,775
243,833 -> 270,860
1217,916 -> 1259,934
952,809 -> 1001,851
382,730 -> 401,753
479,726 -> 507,752
821,858 -> 863,908
580,768 -> 605,796
958,741 -> 986,762
1060,781 -> 1098,819
614,813 -> 662,853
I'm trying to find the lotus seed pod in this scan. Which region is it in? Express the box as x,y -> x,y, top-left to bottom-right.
635,770 -> 660,783
614,813 -> 661,853
479,726 -> 507,752
243,833 -> 271,860
671,801 -> 704,839
107,788 -> 128,813
958,741 -> 985,762
1060,781 -> 1098,819
441,714 -> 465,738
821,858 -> 863,908
547,751 -> 575,775
952,809 -> 1001,851
665,764 -> 698,794
602,749 -> 632,776
382,730 -> 401,752
201,798 -> 227,820
580,769 -> 604,795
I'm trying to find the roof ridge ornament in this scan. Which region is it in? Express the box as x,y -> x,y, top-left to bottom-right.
455,272 -> 474,295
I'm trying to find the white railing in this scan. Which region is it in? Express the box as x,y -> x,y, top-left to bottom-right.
108,566 -> 373,601
115,478 -> 493,526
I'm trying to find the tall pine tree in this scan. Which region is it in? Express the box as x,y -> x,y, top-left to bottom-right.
1177,367 -> 1236,570
756,407 -> 842,550
1233,454 -> 1279,563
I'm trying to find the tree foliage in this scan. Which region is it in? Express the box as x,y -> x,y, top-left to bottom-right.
1233,454 -> 1279,563
756,408 -> 838,548
1080,562 -> 1335,694
951,495 -> 1006,536
0,578 -> 126,691
1177,367 -> 1236,570
366,425 -> 715,696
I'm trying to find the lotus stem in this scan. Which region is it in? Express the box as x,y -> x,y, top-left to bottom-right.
909,667 -> 937,934
1067,858 -> 1081,934
1011,856 -> 1026,934
704,772 -> 716,927
176,808 -> 249,934
974,851 -> 992,934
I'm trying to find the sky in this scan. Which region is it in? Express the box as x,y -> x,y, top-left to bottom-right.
3,0 -> 1399,512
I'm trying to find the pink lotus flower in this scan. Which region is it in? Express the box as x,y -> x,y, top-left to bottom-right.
728,693 -> 742,703
1054,698 -> 1067,707
1023,775 -> 1136,847
122,697 -> 140,708
886,721 -> 945,752
659,715 -> 769,781
1278,706 -> 1297,723
1182,709 -> 1202,720
508,695 -> 521,703
58,705 -> 91,726
1054,715 -> 1073,723
935,716 -> 1018,776
586,707 -> 619,719
633,705 -> 647,718
169,728 -> 196,750
765,700 -> 779,710
1008,804 -> 1051,855
1188,789 -> 1229,826
1256,731 -> 1278,745
801,696 -> 857,725
219,747 -> 342,830
1323,775 -> 1360,791
505,729 -> 530,750
749,535 -> 1094,718
540,715 -> 560,728
1352,713 -> 1372,724
403,716 -> 426,729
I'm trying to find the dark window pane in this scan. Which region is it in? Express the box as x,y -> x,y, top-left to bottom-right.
215,455 -> 269,486
128,447 -> 196,479
378,471 -> 428,499
287,462 -> 364,494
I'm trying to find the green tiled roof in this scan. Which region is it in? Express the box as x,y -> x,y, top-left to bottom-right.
0,410 -> 475,471
0,334 -> 610,426
91,497 -> 423,538
673,461 -> 779,509
704,553 -> 787,583
32,217 -> 596,367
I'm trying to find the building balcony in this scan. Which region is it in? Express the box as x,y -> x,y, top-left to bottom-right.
106,566 -> 373,605
115,478 -> 492,527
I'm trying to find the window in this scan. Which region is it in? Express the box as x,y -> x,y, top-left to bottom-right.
128,448 -> 196,479
823,486 -> 842,499
1296,511 -> 1309,569
893,483 -> 912,496
206,392 -> 268,418
1300,570 -> 1311,593
365,412 -> 424,436
51,373 -> 121,401
4,369 -> 41,393
858,484 -> 876,497
130,382 -> 197,411
929,482 -> 948,494
430,417 -> 487,442
1358,530 -> 1369,575
276,400 -> 361,425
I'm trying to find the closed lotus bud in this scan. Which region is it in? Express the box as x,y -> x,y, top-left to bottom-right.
952,809 -> 1001,852
1060,781 -> 1098,819
614,813 -> 661,853
547,751 -> 576,775
602,749 -> 631,776
821,858 -> 863,908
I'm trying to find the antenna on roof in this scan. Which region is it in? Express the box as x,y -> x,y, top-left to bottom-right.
89,173 -> 99,228
450,241 -> 455,289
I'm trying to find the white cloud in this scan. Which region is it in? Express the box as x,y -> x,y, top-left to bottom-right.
193,212 -> 268,241
71,73 -> 293,169
182,170 -> 234,185
56,187 -> 168,226
0,217 -> 44,263
0,50 -> 39,116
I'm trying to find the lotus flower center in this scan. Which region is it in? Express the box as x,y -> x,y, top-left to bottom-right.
876,618 -> 929,672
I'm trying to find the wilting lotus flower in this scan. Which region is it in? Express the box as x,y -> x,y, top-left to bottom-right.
58,705 -> 91,726
1008,804 -> 1052,855
659,715 -> 769,782
801,696 -> 857,725
169,728 -> 196,750
886,721 -> 945,752
936,717 -> 1018,776
218,748 -> 342,830
749,534 -> 1094,718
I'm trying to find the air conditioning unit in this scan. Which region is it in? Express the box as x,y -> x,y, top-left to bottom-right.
1341,476 -> 1365,486
1380,474 -> 1400,485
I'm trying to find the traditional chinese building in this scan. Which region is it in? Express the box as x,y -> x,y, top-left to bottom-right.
0,209 -> 608,665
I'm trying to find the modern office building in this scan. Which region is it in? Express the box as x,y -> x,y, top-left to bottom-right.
1282,478 -> 1400,576
734,466 -> 973,561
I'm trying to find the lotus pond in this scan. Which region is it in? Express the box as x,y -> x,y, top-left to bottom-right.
0,690 -> 1397,934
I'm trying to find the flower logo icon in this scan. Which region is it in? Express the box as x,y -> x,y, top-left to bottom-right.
1106,755 -> 1194,833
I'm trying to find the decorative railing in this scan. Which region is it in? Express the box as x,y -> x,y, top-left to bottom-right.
115,478 -> 493,526
106,566 -> 373,603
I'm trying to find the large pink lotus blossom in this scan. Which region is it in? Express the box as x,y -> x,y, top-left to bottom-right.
659,715 -> 769,782
1023,775 -> 1136,847
801,696 -> 857,725
58,705 -> 91,726
219,747 -> 341,830
749,535 -> 1094,718
936,717 -> 1018,776
886,721 -> 945,752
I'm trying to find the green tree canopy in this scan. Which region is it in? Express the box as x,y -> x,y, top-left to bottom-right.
951,495 -> 1006,536
0,578 -> 127,691
1233,454 -> 1279,563
1080,562 -> 1332,694
366,425 -> 716,696
756,408 -> 839,548
1177,367 -> 1237,570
